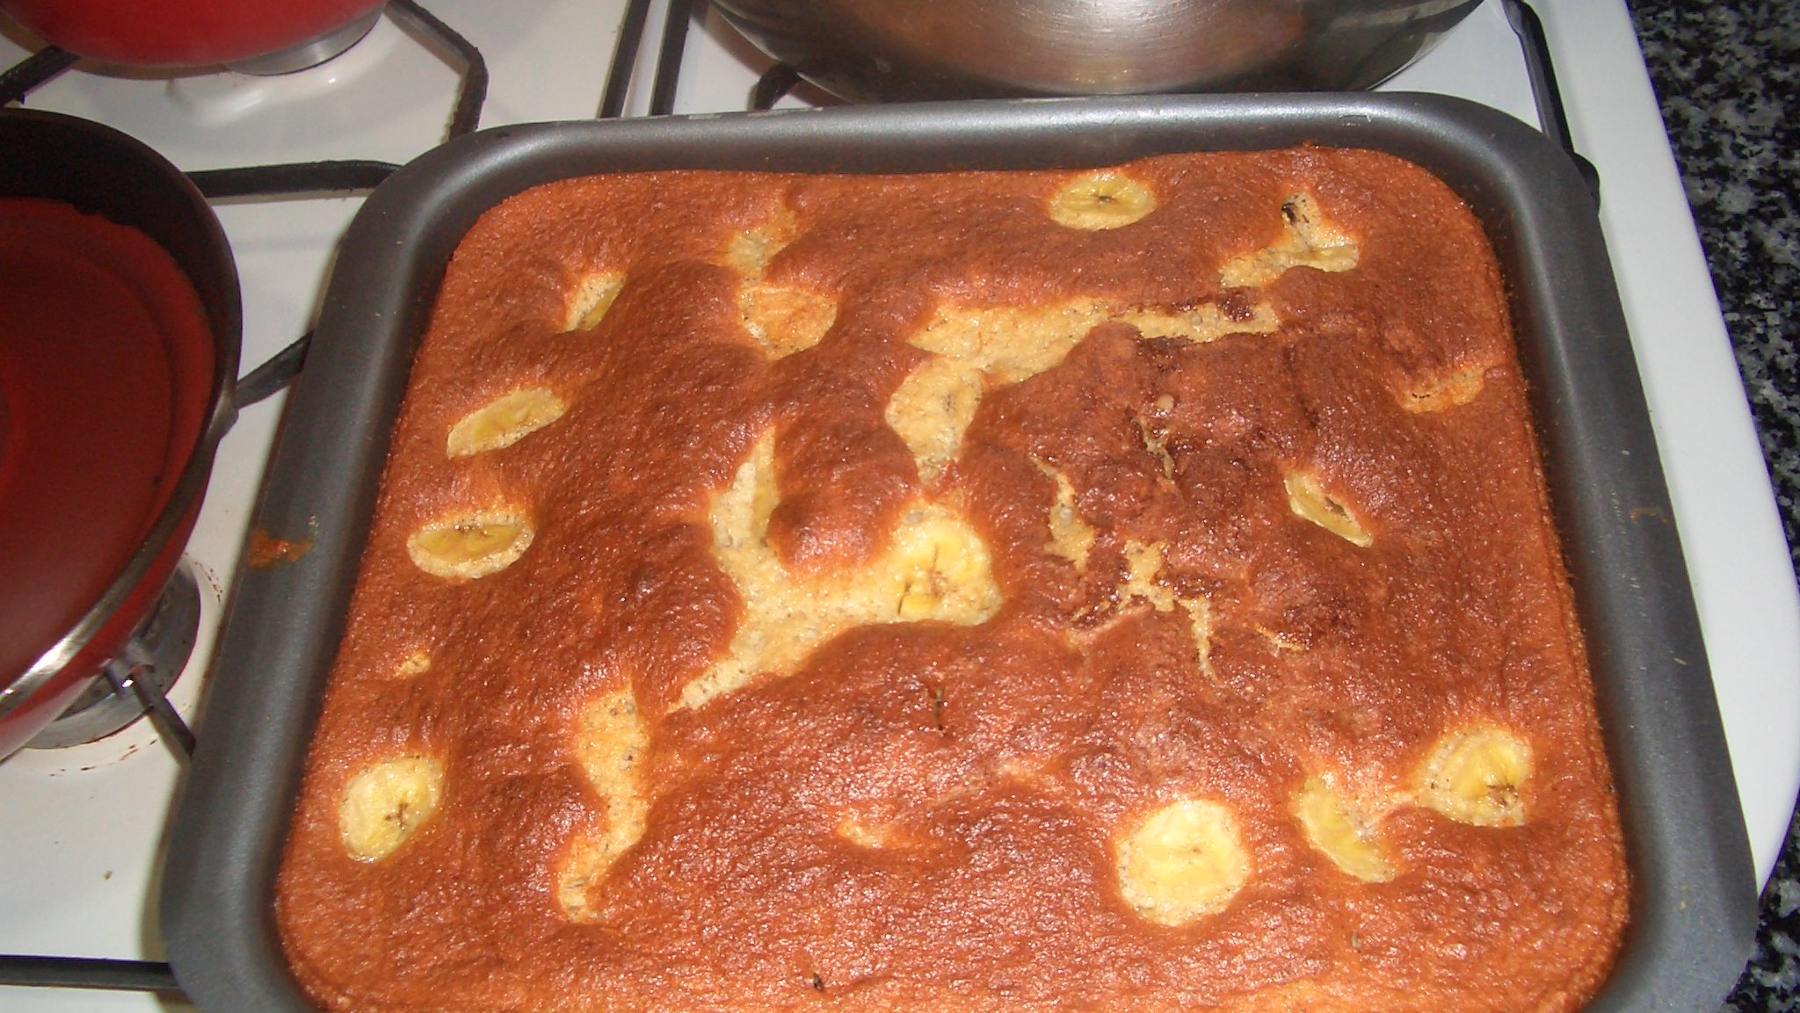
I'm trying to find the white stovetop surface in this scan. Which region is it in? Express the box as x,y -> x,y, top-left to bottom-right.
1,1 -> 1793,1007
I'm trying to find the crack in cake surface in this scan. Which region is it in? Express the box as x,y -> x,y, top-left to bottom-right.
888,296 -> 1279,497
911,296 -> 1278,387
1218,192 -> 1360,288
729,207 -> 837,358
564,271 -> 624,332
557,688 -> 651,921
887,356 -> 985,487
676,430 -> 1002,712
1037,460 -> 1095,572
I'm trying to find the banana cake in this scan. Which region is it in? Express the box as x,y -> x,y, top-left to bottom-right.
275,147 -> 1628,1010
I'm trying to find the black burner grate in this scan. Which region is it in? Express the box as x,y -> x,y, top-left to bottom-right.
0,44 -> 76,106
751,64 -> 802,111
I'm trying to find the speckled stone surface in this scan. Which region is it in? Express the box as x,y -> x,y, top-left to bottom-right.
1627,1 -> 1800,1009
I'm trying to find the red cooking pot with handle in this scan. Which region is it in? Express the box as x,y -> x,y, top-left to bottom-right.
2,0 -> 386,67
0,110 -> 239,759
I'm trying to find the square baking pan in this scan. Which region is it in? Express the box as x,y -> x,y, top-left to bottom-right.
161,93 -> 1755,1010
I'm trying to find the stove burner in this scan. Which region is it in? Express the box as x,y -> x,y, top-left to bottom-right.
226,7 -> 386,77
24,562 -> 200,751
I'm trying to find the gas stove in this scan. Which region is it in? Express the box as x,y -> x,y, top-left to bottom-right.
1,1 -> 1794,1008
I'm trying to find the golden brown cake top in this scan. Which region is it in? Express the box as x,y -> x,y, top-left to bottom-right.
277,147 -> 1626,1011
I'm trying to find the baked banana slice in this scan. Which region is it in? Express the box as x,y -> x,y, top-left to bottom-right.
1418,726 -> 1532,827
339,755 -> 444,862
1284,470 -> 1373,548
1115,797 -> 1251,926
1293,776 -> 1397,882
407,509 -> 534,580
446,388 -> 567,458
1047,170 -> 1157,230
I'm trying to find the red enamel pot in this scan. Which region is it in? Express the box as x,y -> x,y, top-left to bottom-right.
1,0 -> 385,68
0,110 -> 239,759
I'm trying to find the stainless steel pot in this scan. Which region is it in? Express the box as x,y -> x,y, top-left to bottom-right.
713,0 -> 1483,101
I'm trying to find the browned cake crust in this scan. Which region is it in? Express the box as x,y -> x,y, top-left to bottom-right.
276,148 -> 1627,1011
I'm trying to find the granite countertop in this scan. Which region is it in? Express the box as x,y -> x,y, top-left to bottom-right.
1628,1 -> 1799,1008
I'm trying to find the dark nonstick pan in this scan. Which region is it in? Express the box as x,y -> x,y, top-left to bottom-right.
161,93 -> 1755,1010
